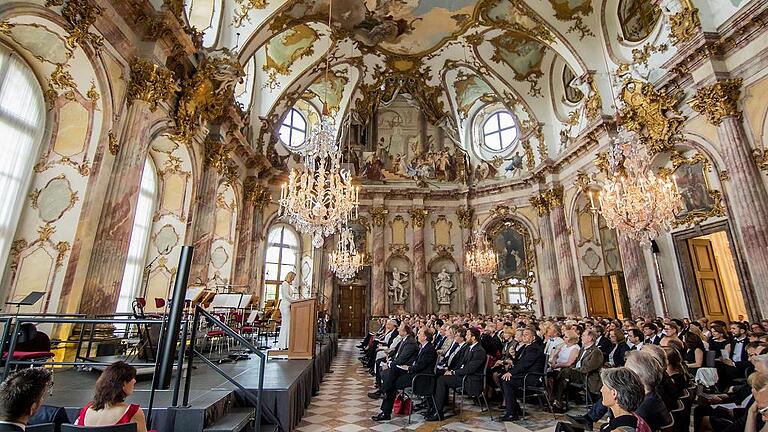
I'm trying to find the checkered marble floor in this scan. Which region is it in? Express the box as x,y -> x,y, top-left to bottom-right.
295,339 -> 579,432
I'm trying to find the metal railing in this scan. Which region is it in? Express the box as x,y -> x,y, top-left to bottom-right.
181,305 -> 265,432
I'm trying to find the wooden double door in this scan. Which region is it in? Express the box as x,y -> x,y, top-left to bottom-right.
337,284 -> 366,338
583,273 -> 629,319
687,238 -> 730,322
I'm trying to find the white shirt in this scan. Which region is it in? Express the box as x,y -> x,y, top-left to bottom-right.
556,344 -> 580,367
545,336 -> 565,357
576,343 -> 594,368
733,338 -> 746,362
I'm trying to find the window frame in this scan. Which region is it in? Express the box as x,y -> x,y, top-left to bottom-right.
278,108 -> 308,150
262,225 -> 300,305
481,110 -> 519,153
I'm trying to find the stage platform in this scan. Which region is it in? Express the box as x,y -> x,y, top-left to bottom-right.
45,334 -> 338,432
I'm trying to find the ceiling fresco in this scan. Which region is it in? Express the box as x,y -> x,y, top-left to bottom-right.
181,0 -> 689,188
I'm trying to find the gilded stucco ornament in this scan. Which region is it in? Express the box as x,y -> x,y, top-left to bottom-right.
409,209 -> 429,228
370,207 -> 389,227
46,0 -> 104,51
490,205 -> 517,221
574,170 -> 597,192
585,74 -> 602,121
544,185 -> 564,209
233,0 -> 269,27
547,0 -> 594,40
203,137 -> 232,172
456,207 -> 474,229
50,63 -> 77,100
173,49 -> 245,142
0,20 -> 13,34
619,78 -> 685,154
522,139 -> 536,170
244,177 -> 271,208
127,58 -> 178,112
108,131 -> 118,155
688,79 -> 742,126
530,193 -> 551,216
86,80 -> 99,105
669,6 -> 701,45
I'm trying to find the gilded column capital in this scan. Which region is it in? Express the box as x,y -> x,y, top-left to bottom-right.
689,79 -> 743,126
370,207 -> 389,227
244,177 -> 271,209
529,194 -> 550,216
409,208 -> 429,228
203,136 -> 232,171
127,57 -> 178,112
456,207 -> 473,229
544,185 -> 564,209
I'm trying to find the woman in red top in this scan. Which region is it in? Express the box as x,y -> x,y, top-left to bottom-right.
76,361 -> 148,432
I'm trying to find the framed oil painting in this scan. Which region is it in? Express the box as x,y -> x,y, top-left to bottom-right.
674,162 -> 715,217
491,223 -> 529,280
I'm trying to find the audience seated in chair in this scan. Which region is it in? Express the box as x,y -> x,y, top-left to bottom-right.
367,323 -> 419,400
75,361 -> 148,432
371,327 -> 437,421
426,327 -> 486,421
499,327 -> 545,421
596,367 -> 649,432
0,368 -> 53,432
551,329 -> 604,412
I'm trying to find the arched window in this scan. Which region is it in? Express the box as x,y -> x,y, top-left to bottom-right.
278,108 -> 307,149
116,159 -> 158,312
0,46 -> 46,275
482,110 -> 518,152
262,224 -> 299,305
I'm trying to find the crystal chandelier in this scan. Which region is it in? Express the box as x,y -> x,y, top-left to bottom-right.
597,128 -> 682,247
465,233 -> 498,276
278,0 -> 359,248
329,224 -> 364,282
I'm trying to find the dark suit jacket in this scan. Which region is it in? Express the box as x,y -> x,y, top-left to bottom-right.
596,336 -> 613,360
0,423 -> 24,431
575,344 -> 604,393
390,336 -> 418,365
610,341 -> 631,367
729,337 -> 750,370
446,343 -> 469,370
509,343 -> 545,386
454,343 -> 487,393
481,334 -> 502,357
408,343 -> 437,376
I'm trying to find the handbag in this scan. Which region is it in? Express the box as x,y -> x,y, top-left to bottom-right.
393,393 -> 412,415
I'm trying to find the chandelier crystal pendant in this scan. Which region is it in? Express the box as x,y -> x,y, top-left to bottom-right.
465,233 -> 498,276
597,128 -> 682,247
329,224 -> 364,282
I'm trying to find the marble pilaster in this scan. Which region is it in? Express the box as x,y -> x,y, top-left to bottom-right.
530,195 -> 563,316
690,79 -> 768,318
457,207 -> 477,313
232,199 -> 255,289
548,188 -> 580,316
410,209 -> 428,314
617,234 -> 655,318
78,59 -> 176,315
188,138 -> 229,282
233,179 -> 268,293
370,207 -> 387,316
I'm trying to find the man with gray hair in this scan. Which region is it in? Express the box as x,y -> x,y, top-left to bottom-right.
552,329 -> 604,412
625,350 -> 672,431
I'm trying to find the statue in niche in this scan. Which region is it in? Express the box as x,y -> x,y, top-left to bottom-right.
388,267 -> 409,304
434,268 -> 455,305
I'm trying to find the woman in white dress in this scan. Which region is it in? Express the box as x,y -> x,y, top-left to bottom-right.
276,271 -> 298,350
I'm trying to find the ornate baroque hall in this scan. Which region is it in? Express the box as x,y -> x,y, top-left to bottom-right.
2,0 -> 768,431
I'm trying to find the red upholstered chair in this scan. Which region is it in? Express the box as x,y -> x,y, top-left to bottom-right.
203,330 -> 228,356
154,298 -> 166,310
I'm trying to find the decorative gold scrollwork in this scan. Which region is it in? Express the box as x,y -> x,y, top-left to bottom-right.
127,58 -> 178,112
370,207 -> 389,227
688,79 -> 742,126
619,79 -> 685,154
409,208 -> 429,228
456,207 -> 473,229
669,6 -> 701,46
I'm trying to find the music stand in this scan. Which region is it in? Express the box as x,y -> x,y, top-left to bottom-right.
5,292 -> 45,317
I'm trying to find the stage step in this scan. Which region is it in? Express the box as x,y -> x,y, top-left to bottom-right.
203,408 -> 254,432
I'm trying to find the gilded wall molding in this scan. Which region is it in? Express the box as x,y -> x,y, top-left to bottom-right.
45,0 -> 104,52
688,79 -> 742,126
529,194 -> 549,216
127,58 -> 177,112
203,137 -> 232,171
543,185 -> 564,209
669,6 -> 701,46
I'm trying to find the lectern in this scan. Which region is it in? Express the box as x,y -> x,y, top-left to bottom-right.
288,298 -> 316,359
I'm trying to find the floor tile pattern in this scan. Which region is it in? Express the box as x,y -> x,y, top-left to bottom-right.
294,339 -> 575,432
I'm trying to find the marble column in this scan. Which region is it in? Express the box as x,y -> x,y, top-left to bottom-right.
188,137 -> 230,283
530,195 -> 563,316
457,207 -> 478,313
79,59 -> 176,315
247,195 -> 269,296
616,234 -> 654,318
547,187 -> 580,316
410,209 -> 428,314
690,79 -> 768,318
370,207 -> 388,316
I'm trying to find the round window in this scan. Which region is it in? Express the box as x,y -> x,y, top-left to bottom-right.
278,108 -> 308,149
482,111 -> 519,152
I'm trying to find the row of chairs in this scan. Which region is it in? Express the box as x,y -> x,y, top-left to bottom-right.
29,424 -> 135,431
